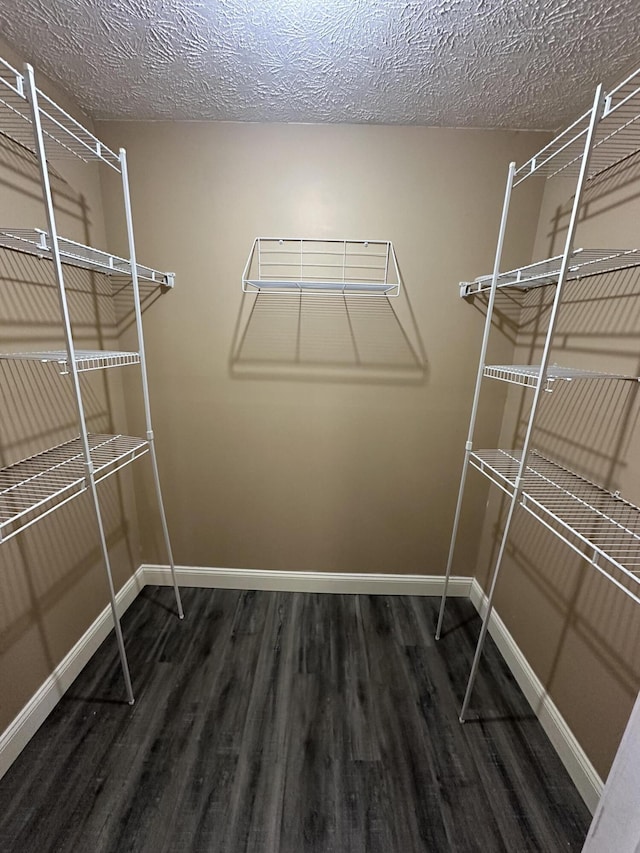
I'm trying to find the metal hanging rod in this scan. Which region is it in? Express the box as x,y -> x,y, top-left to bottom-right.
0,228 -> 175,286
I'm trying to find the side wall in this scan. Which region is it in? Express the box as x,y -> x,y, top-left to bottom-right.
471,157 -> 640,778
97,120 -> 545,581
0,40 -> 142,732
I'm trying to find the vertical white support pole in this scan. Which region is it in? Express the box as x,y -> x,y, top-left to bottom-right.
459,85 -> 605,722
342,240 -> 347,287
299,238 -> 303,284
25,65 -> 134,704
119,149 -> 184,619
435,162 -> 516,640
383,241 -> 390,288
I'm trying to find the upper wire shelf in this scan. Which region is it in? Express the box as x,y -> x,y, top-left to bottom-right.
484,364 -> 640,389
0,57 -> 121,171
515,66 -> 640,185
0,229 -> 175,286
0,349 -> 140,374
469,449 -> 640,605
0,434 -> 148,544
460,248 -> 640,297
242,238 -> 402,296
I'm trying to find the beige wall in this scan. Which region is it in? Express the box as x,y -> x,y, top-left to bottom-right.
472,157 -> 640,778
97,120 -> 545,580
0,39 -> 141,732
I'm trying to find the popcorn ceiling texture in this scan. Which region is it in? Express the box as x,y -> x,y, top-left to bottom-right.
1,0 -> 639,129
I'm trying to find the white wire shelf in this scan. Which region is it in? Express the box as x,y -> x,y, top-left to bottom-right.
0,349 -> 140,374
0,228 -> 175,287
515,66 -> 640,185
0,57 -> 121,171
0,434 -> 149,544
242,238 -> 402,297
484,364 -> 639,389
460,248 -> 640,297
468,449 -> 640,605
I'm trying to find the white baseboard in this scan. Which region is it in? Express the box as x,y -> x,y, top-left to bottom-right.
142,564 -> 474,597
469,579 -> 603,814
0,565 -> 146,782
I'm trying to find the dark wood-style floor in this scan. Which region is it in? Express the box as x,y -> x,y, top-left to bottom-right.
0,588 -> 590,852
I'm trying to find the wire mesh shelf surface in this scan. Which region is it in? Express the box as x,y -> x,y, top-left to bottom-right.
0,349 -> 141,374
0,434 -> 149,543
483,364 -> 639,389
514,66 -> 640,185
469,449 -> 640,604
242,238 -> 402,296
0,229 -> 175,286
460,248 -> 640,297
0,57 -> 121,170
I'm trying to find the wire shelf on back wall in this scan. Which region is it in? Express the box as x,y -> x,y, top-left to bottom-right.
242,238 -> 402,296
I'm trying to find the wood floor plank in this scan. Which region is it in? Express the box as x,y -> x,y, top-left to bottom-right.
279,593 -> 339,853
220,591 -> 297,853
0,589 -> 591,852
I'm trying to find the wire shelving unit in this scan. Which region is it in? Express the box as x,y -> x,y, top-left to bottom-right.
436,64 -> 640,722
242,238 -> 402,296
0,56 -> 183,704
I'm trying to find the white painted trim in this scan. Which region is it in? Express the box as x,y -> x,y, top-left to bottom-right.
141,564 -> 474,597
469,579 -> 603,814
0,565 -> 146,781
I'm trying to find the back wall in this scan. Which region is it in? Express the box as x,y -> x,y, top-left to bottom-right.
97,120 -> 545,576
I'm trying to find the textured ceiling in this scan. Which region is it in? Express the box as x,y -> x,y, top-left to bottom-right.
1,0 -> 639,129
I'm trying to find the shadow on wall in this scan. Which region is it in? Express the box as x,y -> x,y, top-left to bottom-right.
229,289 -> 428,385
0,261 -> 140,714
467,288 -> 528,346
545,150 -> 640,258
0,134 -> 82,223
